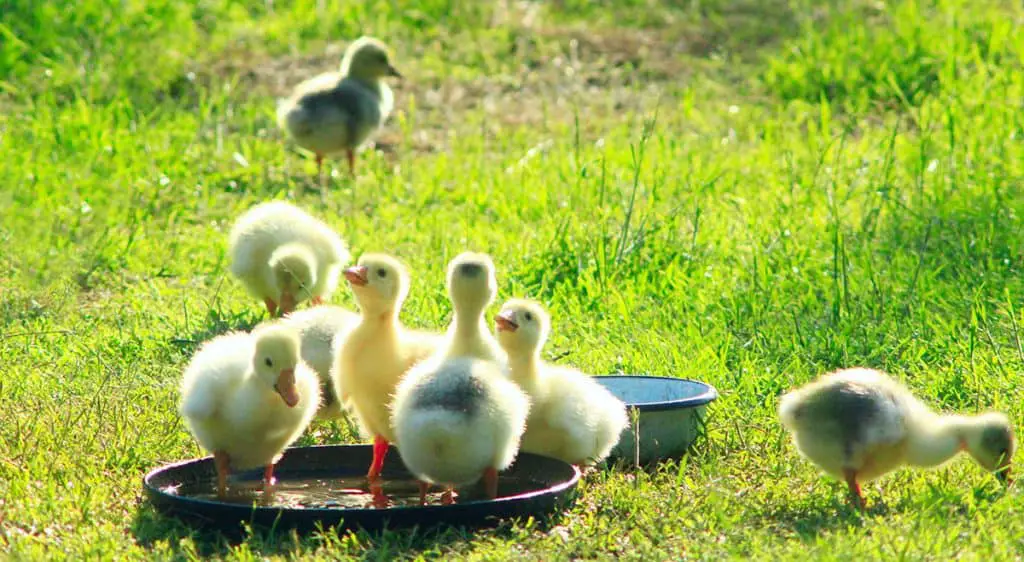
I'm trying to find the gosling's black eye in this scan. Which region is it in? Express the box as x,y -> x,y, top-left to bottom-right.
265,358 -> 273,367
524,312 -> 534,321
377,268 -> 388,278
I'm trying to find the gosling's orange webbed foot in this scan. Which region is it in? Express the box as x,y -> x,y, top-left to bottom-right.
311,296 -> 324,306
369,481 -> 389,509
441,488 -> 455,505
263,298 -> 278,317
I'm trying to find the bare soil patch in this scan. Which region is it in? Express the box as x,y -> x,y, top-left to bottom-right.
188,0 -> 799,161
199,22 -> 706,154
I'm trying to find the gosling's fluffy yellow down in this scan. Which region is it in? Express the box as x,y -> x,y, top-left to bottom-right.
332,254 -> 441,481
277,36 -> 402,181
390,252 -> 527,502
779,367 -> 1014,508
281,304 -> 358,419
179,323 -> 320,496
229,201 -> 349,316
495,299 -> 628,466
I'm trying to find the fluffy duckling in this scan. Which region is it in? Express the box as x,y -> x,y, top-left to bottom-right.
276,36 -> 402,182
388,254 -> 527,503
495,299 -> 628,466
229,201 -> 350,316
441,252 -> 505,364
391,355 -> 530,502
179,324 -> 320,497
333,253 -> 442,481
281,305 -> 358,419
779,367 -> 1015,508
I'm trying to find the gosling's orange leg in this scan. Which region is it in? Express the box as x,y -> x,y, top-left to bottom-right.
263,298 -> 277,317
441,488 -> 455,505
213,450 -> 230,498
418,480 -> 430,506
316,153 -> 325,186
346,149 -> 355,176
483,467 -> 499,499
367,435 -> 389,481
311,296 -> 324,306
278,292 -> 297,316
263,464 -> 277,488
844,468 -> 864,509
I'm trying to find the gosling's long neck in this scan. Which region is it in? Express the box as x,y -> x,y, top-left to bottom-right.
451,302 -> 488,342
340,63 -> 385,94
507,348 -> 542,387
362,78 -> 386,98
905,414 -> 969,467
354,300 -> 400,342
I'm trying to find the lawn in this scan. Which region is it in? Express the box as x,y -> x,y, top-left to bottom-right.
1,0 -> 1023,559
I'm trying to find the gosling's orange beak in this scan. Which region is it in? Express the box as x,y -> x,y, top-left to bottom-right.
274,368 -> 299,408
495,310 -> 518,332
344,265 -> 369,287
279,291 -> 297,316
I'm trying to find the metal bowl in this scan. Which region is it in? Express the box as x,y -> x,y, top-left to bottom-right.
594,375 -> 718,464
144,444 -> 580,534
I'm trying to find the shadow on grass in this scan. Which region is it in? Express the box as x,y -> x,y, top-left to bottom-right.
754,481 -> 1008,541
167,305 -> 266,357
761,503 -> 857,539
754,498 -> 894,539
130,501 -> 561,558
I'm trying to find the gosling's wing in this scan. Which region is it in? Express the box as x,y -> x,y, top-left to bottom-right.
809,380 -> 906,458
291,87 -> 357,140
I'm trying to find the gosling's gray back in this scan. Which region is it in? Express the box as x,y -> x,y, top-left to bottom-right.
288,307 -> 357,408
289,78 -> 385,143
789,378 -> 903,460
409,357 -> 488,418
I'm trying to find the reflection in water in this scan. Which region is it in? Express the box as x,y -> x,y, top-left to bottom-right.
162,474 -> 540,509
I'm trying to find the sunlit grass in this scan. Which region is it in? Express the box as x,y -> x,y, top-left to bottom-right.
1,0 -> 1023,559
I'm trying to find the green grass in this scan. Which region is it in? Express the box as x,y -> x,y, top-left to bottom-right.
2,0 -> 1023,559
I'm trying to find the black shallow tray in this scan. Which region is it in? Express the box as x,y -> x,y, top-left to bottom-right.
144,444 -> 580,534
